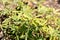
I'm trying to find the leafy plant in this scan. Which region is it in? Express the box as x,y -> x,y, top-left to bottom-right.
0,0 -> 60,40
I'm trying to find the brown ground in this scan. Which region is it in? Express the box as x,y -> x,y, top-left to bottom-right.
0,0 -> 60,10
42,0 -> 60,9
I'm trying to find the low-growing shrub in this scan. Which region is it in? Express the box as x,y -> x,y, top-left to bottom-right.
0,0 -> 60,40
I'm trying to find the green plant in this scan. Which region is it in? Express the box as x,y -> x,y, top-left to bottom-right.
0,0 -> 60,40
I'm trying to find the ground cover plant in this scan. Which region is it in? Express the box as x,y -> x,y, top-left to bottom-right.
0,0 -> 60,40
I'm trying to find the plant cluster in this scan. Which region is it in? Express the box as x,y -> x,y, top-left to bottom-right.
0,0 -> 60,40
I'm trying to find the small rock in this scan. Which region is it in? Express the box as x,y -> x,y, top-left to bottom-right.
0,3 -> 4,11
0,29 -> 4,39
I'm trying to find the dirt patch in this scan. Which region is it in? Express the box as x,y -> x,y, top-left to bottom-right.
42,0 -> 60,9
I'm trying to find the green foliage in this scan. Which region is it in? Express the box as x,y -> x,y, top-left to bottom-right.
0,0 -> 60,40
